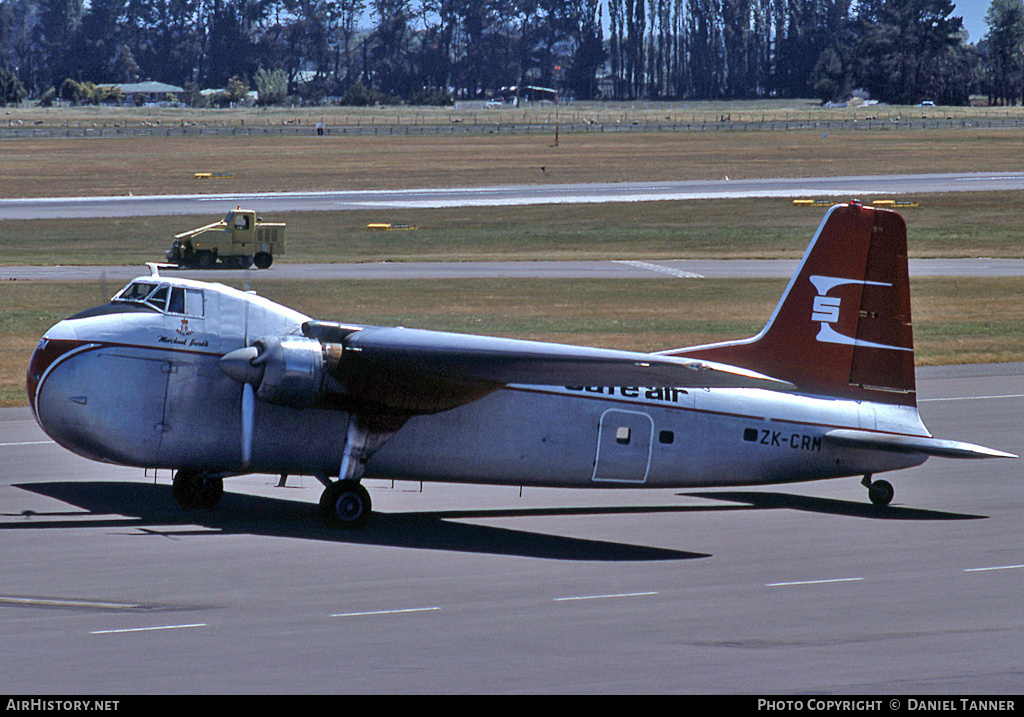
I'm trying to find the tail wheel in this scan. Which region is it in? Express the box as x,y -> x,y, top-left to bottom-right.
319,481 -> 372,529
253,252 -> 273,269
867,478 -> 894,506
172,470 -> 224,509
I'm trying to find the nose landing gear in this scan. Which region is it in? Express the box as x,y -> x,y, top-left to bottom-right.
172,469 -> 224,509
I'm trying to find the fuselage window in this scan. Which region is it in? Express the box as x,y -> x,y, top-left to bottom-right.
615,426 -> 631,445
659,430 -> 674,445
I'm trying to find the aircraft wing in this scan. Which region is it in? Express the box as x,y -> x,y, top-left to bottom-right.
311,322 -> 793,391
824,429 -> 1017,459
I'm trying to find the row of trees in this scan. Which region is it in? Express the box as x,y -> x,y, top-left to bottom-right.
0,0 -> 1023,106
609,0 -> 1024,105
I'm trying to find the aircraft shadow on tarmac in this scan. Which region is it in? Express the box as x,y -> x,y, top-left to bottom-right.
7,482 -> 983,562
686,490 -> 986,521
8,481 -> 711,562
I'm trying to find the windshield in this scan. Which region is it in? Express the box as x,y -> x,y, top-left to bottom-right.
117,281 -> 158,302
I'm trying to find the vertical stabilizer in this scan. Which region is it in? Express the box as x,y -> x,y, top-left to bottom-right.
666,202 -> 916,406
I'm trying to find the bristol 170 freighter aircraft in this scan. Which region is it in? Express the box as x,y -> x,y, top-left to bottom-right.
27,202 -> 1015,527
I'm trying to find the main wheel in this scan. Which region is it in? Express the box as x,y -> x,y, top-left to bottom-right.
253,252 -> 273,269
319,481 -> 372,529
172,470 -> 224,509
868,478 -> 894,506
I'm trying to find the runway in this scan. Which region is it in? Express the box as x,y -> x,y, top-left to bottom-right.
2,171 -> 1024,219
7,257 -> 1024,283
2,363 -> 1021,693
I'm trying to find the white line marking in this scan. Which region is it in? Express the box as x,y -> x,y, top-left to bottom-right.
766,577 -> 864,587
964,564 -> 1024,572
331,607 -> 440,617
0,441 -> 54,447
90,623 -> 207,634
614,260 -> 703,279
554,591 -> 659,602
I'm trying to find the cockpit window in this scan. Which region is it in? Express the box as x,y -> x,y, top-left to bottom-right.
148,285 -> 169,310
167,287 -> 205,317
184,289 -> 204,317
117,282 -> 158,302
115,281 -> 204,317
168,287 -> 186,314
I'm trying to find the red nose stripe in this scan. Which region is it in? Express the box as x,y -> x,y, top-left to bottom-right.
26,338 -> 91,420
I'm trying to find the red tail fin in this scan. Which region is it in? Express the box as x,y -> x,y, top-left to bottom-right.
666,202 -> 916,406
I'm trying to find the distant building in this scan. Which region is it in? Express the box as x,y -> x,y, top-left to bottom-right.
114,81 -> 184,104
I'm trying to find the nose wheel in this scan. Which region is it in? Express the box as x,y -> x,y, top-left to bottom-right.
862,474 -> 894,506
172,469 -> 224,509
319,481 -> 372,529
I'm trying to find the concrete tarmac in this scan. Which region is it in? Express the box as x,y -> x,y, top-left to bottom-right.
2,364 -> 1022,694
2,171 -> 1024,219
5,257 -> 1024,283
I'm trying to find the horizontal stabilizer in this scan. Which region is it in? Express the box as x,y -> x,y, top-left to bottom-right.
824,429 -> 1017,459
341,326 -> 794,391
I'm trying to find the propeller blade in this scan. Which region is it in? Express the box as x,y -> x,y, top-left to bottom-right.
241,382 -> 254,468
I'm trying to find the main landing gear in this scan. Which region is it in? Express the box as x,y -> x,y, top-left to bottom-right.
862,474 -> 894,506
317,480 -> 372,529
172,469 -> 224,509
313,417 -> 386,529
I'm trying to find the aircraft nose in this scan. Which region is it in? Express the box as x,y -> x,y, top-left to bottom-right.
26,321 -> 82,423
27,331 -> 118,464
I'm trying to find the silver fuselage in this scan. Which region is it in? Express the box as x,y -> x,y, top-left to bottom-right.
28,280 -> 926,490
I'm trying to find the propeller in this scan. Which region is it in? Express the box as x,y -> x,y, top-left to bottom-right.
226,299 -> 263,469
241,382 -> 254,467
222,307 -> 331,469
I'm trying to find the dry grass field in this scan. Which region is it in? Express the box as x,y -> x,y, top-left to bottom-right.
2,127 -> 1024,198
4,104 -> 1024,406
2,191 -> 1024,267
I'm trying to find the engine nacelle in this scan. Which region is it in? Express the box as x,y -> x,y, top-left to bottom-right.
251,336 -> 327,408
220,326 -> 496,415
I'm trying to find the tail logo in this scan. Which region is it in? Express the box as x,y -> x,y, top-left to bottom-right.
809,275 -> 911,352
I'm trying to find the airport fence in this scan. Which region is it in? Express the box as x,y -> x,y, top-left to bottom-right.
3,115 -> 1024,139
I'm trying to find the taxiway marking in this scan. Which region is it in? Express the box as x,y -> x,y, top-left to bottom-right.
963,564 -> 1024,573
614,260 -> 703,279
91,623 -> 207,634
765,577 -> 864,587
331,607 -> 440,617
553,591 -> 659,602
